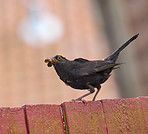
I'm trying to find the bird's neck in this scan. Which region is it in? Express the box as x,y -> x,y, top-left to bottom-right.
53,63 -> 70,81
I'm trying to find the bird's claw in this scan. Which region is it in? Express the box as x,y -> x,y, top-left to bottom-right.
71,98 -> 86,103
71,98 -> 81,101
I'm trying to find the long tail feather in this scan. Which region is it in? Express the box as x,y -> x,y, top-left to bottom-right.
105,34 -> 139,62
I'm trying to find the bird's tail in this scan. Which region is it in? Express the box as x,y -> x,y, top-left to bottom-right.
104,34 -> 139,62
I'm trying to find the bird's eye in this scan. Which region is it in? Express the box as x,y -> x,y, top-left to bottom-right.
58,56 -> 62,60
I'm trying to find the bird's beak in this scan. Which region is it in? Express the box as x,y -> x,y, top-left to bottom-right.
44,57 -> 54,67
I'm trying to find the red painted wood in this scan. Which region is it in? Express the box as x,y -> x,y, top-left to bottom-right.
61,101 -> 107,134
139,96 -> 148,132
24,104 -> 64,134
0,107 -> 27,134
102,98 -> 147,134
0,96 -> 147,134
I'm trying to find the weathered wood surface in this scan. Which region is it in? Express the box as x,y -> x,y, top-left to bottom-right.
0,96 -> 147,134
0,107 -> 27,134
102,97 -> 147,134
139,96 -> 148,131
61,101 -> 107,134
24,104 -> 65,134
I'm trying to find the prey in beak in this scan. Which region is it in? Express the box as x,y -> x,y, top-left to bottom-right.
44,55 -> 65,67
44,57 -> 54,67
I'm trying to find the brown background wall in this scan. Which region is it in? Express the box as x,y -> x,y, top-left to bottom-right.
0,0 -> 147,106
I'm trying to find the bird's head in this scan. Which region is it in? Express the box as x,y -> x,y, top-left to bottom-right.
44,55 -> 66,67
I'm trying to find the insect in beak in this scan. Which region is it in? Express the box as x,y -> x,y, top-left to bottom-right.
44,57 -> 54,67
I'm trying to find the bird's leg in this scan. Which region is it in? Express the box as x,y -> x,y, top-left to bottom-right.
92,85 -> 101,101
73,85 -> 95,101
73,92 -> 92,101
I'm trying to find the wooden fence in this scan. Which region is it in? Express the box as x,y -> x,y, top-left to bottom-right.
0,96 -> 148,134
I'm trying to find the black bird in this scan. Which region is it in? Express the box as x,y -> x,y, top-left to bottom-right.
45,34 -> 139,101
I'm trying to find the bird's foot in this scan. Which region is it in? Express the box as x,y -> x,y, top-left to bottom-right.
71,98 -> 86,103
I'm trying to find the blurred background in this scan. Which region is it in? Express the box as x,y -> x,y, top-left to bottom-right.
0,0 -> 147,107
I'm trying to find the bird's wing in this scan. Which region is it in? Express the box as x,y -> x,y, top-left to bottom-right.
74,58 -> 90,63
71,60 -> 119,76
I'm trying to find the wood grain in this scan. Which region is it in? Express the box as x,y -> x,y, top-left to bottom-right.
0,97 -> 148,134
102,98 -> 147,134
139,96 -> 148,132
0,107 -> 27,134
61,101 -> 107,134
24,104 -> 64,134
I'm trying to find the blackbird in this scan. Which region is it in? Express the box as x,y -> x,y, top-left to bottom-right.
45,34 -> 139,101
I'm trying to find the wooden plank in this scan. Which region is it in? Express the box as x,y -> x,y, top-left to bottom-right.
102,98 -> 147,134
139,96 -> 148,132
0,107 -> 27,134
61,101 -> 107,134
24,104 -> 64,134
